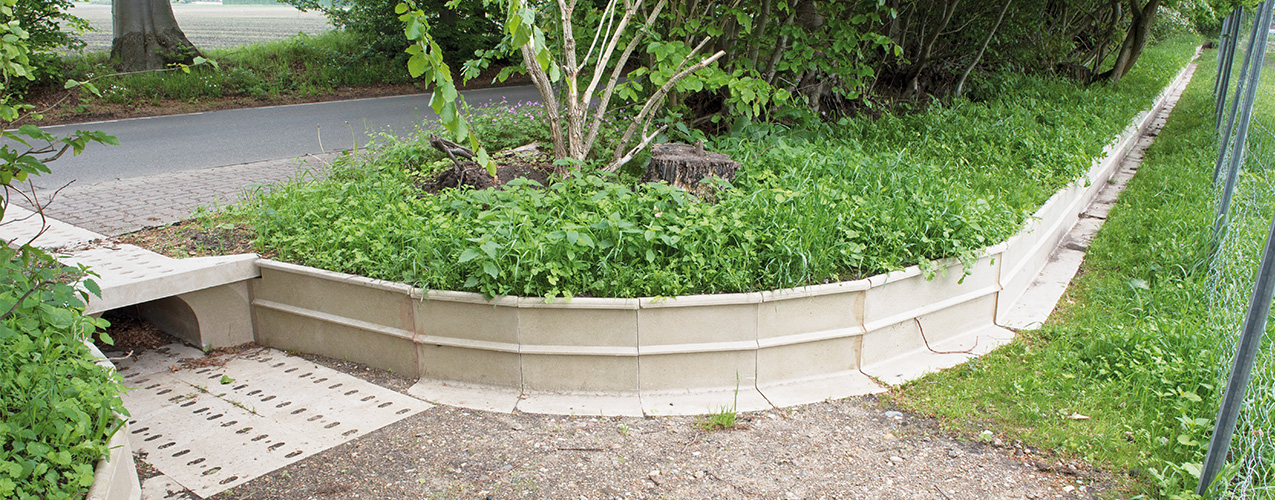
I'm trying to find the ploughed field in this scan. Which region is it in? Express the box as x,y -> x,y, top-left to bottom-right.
67,3 -> 331,52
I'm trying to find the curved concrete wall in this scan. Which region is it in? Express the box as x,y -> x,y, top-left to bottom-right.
85,344 -> 142,500
249,59 -> 1196,416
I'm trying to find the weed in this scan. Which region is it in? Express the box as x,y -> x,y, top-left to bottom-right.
697,407 -> 738,432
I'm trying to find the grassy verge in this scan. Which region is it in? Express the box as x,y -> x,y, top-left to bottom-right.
30,30 -> 422,122
235,39 -> 1198,299
884,54 -> 1221,499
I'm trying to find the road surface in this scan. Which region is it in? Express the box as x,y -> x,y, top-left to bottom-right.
27,85 -> 543,190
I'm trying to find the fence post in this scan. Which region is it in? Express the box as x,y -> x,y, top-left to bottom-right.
1216,12 -> 1237,110
1199,3 -> 1275,495
1212,2 -> 1272,254
1217,10 -> 1243,127
1215,11 -> 1262,183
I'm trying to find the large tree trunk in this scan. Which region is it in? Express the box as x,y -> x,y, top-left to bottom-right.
111,0 -> 201,72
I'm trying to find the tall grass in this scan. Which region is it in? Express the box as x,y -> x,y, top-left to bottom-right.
887,53 -> 1223,499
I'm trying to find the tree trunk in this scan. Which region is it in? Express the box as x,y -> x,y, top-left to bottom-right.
111,0 -> 200,71
954,0 -> 1011,98
904,0 -> 961,98
643,142 -> 739,198
1100,0 -> 1161,84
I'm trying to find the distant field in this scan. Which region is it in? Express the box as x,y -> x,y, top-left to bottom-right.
67,3 -> 331,52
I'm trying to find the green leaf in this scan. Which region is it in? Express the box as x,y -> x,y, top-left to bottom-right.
220,375 -> 234,385
0,324 -> 16,343
458,248 -> 482,263
482,261 -> 499,279
82,279 -> 101,298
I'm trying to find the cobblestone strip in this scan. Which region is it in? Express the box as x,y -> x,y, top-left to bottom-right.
18,153 -> 338,236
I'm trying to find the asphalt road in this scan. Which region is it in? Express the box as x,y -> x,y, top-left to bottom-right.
25,85 -> 543,190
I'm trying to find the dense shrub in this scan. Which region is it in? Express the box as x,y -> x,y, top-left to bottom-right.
0,247 -> 125,500
281,0 -> 502,65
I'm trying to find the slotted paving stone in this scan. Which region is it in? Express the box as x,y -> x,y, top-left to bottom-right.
109,343 -> 431,498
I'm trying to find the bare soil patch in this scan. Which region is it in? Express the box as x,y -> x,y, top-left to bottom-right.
115,219 -> 263,259
419,146 -> 558,193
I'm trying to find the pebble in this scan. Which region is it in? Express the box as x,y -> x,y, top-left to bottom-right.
1063,485 -> 1076,494
883,411 -> 904,419
889,456 -> 905,464
948,449 -> 962,458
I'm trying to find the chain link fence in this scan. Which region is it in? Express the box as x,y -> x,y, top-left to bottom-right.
1202,3 -> 1275,497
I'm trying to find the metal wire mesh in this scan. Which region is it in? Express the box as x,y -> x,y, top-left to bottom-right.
1206,5 -> 1275,498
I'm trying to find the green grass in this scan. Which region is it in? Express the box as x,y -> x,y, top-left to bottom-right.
885,54 -> 1224,499
239,39 -> 1199,300
60,30 -> 411,104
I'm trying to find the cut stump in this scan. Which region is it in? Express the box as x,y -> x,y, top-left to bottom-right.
643,142 -> 739,198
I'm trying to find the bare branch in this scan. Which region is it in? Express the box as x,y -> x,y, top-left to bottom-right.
582,0 -> 668,154
604,124 -> 667,172
608,48 -> 725,168
582,0 -> 642,107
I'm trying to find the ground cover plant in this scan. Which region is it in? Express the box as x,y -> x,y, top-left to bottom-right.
885,54 -> 1227,499
240,38 -> 1199,300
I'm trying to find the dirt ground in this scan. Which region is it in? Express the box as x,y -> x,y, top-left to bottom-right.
105,316 -> 1116,500
216,354 -> 1113,500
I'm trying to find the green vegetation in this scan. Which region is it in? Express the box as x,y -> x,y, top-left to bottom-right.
1,1 -> 125,498
61,30 -> 411,104
0,248 -> 123,500
240,39 -> 1198,300
886,55 -> 1224,499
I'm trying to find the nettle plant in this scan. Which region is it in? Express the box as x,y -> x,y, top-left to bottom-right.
397,0 -> 750,174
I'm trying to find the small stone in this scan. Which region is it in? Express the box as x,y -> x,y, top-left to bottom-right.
1063,485 -> 1076,494
694,470 -> 706,479
883,411 -> 904,419
992,438 -> 1005,447
948,450 -> 961,458
649,470 -> 660,477
889,456 -> 905,465
883,433 -> 897,440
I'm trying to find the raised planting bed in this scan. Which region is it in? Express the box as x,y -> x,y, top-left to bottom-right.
245,52 -> 1196,416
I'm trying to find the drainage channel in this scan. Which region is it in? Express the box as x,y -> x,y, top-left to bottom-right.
109,343 -> 432,498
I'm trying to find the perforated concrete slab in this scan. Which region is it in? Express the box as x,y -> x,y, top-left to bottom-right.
112,344 -> 431,498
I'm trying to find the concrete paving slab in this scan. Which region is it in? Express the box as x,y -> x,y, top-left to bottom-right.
117,344 -> 431,498
407,379 -> 521,413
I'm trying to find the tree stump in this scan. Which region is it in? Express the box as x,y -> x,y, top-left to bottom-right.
642,142 -> 740,198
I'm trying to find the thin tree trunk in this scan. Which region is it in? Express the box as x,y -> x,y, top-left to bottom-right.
905,0 -> 960,98
521,45 -> 568,159
1103,0 -> 1160,84
763,7 -> 798,85
954,0 -> 1011,98
111,0 -> 200,71
746,0 -> 774,70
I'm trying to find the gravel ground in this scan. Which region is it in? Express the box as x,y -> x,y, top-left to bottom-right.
188,353 -> 1113,500
105,315 -> 1116,500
